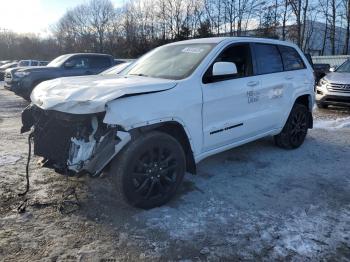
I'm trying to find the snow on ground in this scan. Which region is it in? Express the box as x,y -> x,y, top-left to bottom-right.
0,84 -> 349,261
0,154 -> 21,166
314,116 -> 350,129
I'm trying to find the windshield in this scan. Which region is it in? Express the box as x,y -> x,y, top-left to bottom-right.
100,62 -> 132,75
47,55 -> 70,67
125,43 -> 216,80
336,60 -> 350,73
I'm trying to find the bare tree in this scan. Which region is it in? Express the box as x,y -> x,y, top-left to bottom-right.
343,0 -> 350,54
89,0 -> 115,52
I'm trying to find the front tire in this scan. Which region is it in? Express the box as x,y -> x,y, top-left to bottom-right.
110,131 -> 186,209
274,104 -> 309,149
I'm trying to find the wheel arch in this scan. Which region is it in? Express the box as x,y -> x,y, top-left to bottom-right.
293,94 -> 313,128
129,121 -> 196,174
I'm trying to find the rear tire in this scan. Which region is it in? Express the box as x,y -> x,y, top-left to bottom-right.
274,104 -> 309,149
110,131 -> 186,209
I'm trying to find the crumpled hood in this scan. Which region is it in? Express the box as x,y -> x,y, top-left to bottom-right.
324,72 -> 350,84
31,75 -> 177,114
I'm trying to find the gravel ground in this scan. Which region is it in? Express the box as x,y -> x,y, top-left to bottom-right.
0,83 -> 349,261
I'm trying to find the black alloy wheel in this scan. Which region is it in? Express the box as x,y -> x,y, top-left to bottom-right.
274,103 -> 310,149
110,131 -> 186,209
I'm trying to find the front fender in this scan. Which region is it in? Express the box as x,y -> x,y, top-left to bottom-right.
103,88 -> 202,155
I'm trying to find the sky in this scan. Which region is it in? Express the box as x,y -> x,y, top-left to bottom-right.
0,0 -> 124,36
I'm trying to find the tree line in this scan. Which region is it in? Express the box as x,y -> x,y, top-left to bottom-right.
1,0 -> 349,61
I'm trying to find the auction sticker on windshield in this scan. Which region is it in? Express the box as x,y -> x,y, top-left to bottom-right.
181,47 -> 204,54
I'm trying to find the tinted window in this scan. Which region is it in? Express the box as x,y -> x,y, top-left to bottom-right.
254,44 -> 283,74
67,57 -> 89,69
89,56 -> 111,69
31,61 -> 38,66
279,45 -> 305,71
214,44 -> 253,77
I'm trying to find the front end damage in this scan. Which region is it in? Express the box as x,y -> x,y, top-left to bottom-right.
21,105 -> 130,176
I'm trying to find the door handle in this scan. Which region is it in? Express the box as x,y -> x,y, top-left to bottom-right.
285,75 -> 294,80
247,81 -> 259,87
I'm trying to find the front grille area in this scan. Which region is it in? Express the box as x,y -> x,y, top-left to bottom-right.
327,83 -> 350,93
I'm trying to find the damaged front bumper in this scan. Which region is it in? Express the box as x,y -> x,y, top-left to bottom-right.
21,105 -> 131,176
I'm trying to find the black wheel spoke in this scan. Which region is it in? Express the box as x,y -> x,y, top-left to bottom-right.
162,173 -> 175,185
157,180 -> 166,194
145,180 -> 156,199
136,177 -> 150,193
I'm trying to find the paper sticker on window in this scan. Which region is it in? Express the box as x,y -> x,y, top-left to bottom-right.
182,47 -> 204,54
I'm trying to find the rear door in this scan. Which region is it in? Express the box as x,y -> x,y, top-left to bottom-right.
277,45 -> 310,116
251,43 -> 287,131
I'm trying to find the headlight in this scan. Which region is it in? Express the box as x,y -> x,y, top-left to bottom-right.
319,78 -> 328,86
14,71 -> 30,78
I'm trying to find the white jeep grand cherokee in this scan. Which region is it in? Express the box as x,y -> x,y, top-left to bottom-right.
21,37 -> 315,208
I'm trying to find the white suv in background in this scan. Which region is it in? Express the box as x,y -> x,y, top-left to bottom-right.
316,59 -> 350,108
21,37 -> 315,209
18,60 -> 40,67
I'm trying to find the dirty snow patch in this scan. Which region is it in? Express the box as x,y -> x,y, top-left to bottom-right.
0,154 -> 21,166
314,116 -> 350,129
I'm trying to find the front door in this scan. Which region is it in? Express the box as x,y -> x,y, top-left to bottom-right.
201,43 -> 262,151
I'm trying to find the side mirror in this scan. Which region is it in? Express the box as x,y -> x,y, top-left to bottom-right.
212,62 -> 238,76
64,61 -> 75,69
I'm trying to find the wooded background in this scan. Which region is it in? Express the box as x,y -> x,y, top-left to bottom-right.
0,0 -> 349,60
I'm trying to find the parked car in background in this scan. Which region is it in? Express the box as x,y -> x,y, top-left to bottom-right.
316,59 -> 350,108
18,60 -> 40,67
313,63 -> 330,83
5,53 -> 114,100
22,37 -> 314,209
114,59 -> 134,65
0,60 -> 12,66
0,62 -> 18,81
39,61 -> 49,66
100,61 -> 133,75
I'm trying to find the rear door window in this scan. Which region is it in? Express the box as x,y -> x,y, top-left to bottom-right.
253,44 -> 283,74
89,56 -> 111,69
278,45 -> 305,71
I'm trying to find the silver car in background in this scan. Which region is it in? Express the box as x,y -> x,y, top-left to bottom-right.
316,59 -> 350,108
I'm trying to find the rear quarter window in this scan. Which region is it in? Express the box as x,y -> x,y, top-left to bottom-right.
254,44 -> 283,74
278,45 -> 305,71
